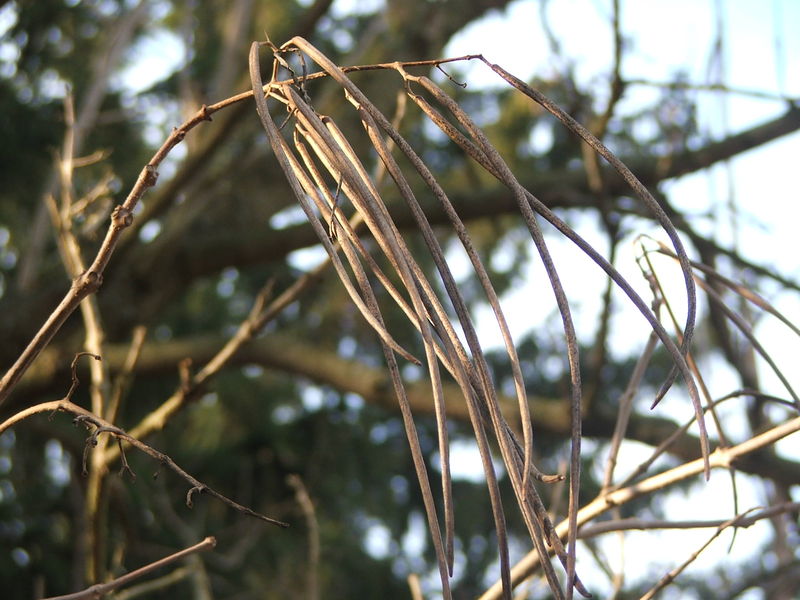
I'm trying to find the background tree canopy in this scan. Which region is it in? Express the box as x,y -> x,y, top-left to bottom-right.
1,0 -> 799,598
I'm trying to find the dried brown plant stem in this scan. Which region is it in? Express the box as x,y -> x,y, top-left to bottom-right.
476,57 -> 708,475
251,42 -> 460,597
41,536 -> 216,600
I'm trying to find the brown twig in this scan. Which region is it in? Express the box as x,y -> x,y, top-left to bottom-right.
639,507 -> 758,600
601,331 -> 658,492
111,565 -> 191,600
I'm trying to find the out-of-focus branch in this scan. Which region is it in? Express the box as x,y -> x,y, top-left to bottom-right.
578,502 -> 800,538
41,537 -> 216,600
16,334 -> 800,488
286,474 -> 320,600
48,92 -> 117,583
16,0 -> 151,291
625,77 -> 800,103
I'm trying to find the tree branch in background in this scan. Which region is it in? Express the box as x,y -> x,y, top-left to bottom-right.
42,537 -> 216,600
16,334 -> 800,488
286,474 -> 320,600
481,415 -> 800,599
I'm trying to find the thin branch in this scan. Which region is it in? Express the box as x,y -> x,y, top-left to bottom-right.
106,325 -> 147,425
601,331 -> 658,491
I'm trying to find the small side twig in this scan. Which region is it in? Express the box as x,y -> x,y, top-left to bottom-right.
112,565 -> 191,600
